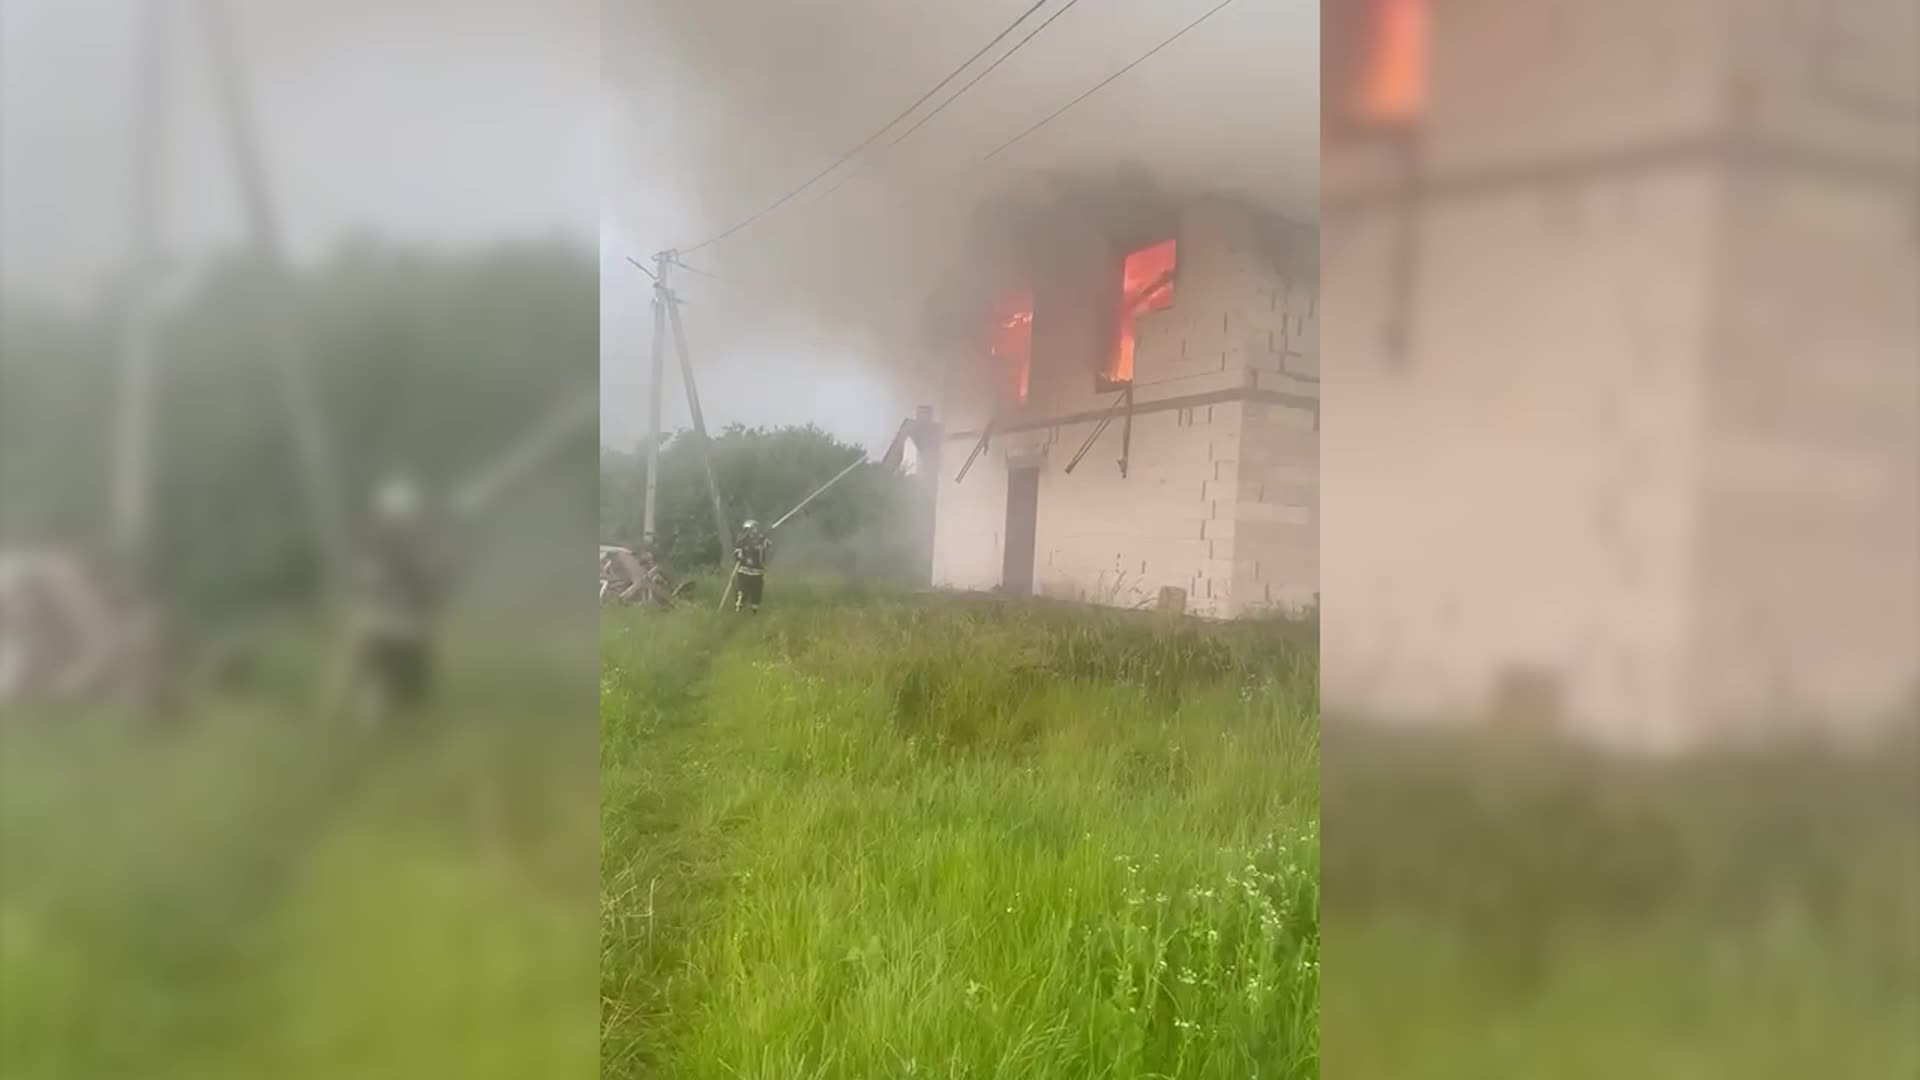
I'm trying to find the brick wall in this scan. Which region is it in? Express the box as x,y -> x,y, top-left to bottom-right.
1692,172 -> 1920,733
1322,167 -> 1720,746
1425,0 -> 1727,173
931,199 -> 1320,619
1234,226 -> 1321,617
1692,1 -> 1919,732
1232,401 -> 1320,617
930,445 -> 1008,593
1726,0 -> 1919,166
1032,408 -> 1230,617
1323,0 -> 1917,748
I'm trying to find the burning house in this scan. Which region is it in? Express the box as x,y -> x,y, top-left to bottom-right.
927,194 -> 1319,619
1322,0 -> 1917,747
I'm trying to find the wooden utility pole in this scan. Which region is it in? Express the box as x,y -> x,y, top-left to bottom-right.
109,0 -> 173,566
662,258 -> 734,563
634,251 -> 732,563
643,253 -> 668,546
199,0 -> 350,592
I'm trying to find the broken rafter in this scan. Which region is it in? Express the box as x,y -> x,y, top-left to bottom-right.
1064,383 -> 1135,477
953,415 -> 997,484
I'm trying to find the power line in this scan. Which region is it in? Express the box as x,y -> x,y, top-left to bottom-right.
886,0 -> 1088,149
802,0 -> 1240,222
983,0 -> 1238,162
676,0 -> 1053,256
783,0 -> 1087,222
668,256 -> 721,281
639,0 -> 1245,283
787,0 -> 1234,227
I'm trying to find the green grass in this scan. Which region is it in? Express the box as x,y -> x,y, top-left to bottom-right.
1320,723 -> 1920,1079
0,622 -> 600,1080
600,585 -> 1321,1079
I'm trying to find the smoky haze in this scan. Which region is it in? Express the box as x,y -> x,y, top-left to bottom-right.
601,0 -> 1319,454
0,0 -> 599,305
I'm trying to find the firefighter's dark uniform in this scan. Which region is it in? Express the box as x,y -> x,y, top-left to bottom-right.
733,531 -> 771,613
356,514 -> 440,712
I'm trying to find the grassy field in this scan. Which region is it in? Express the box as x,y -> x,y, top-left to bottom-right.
600,586 -> 1322,1079
0,622 -> 600,1080
1320,722 -> 1920,1079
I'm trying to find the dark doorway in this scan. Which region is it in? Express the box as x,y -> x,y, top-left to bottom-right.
1002,466 -> 1040,597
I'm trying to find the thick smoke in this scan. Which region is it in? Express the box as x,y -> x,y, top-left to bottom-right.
600,0 -> 1319,450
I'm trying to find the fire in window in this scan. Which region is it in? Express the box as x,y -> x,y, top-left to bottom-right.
1326,0 -> 1427,135
991,291 -> 1034,403
1108,238 -> 1176,385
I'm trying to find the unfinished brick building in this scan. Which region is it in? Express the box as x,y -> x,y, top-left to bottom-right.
1322,0 -> 1917,747
928,197 -> 1321,619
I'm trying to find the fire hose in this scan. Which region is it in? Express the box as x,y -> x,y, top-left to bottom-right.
715,455 -> 868,612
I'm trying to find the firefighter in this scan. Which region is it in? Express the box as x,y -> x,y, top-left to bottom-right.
731,520 -> 772,613
340,474 -> 443,727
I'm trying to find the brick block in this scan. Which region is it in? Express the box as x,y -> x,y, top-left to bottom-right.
1246,426 -> 1318,464
1727,1 -> 1920,168
1239,503 -> 1312,526
1423,0 -> 1726,176
1260,483 -> 1317,508
1259,464 -> 1318,490
1199,558 -> 1237,582
1235,538 -> 1316,586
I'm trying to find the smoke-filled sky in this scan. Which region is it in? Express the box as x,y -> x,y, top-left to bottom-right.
0,0 -> 599,300
0,1 -> 1317,456
602,0 -> 1319,453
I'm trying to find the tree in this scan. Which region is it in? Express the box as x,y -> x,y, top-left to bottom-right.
601,424 -> 916,581
2,237 -> 601,625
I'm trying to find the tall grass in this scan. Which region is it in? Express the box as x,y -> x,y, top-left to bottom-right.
0,625 -> 599,1080
601,587 -> 1321,1079
1320,722 -> 1920,1079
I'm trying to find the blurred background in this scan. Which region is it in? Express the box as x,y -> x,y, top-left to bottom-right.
1321,1 -> 1918,1076
6,0 -> 1916,1076
1,2 -> 599,1077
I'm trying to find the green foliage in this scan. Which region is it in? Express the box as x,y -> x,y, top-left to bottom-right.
0,300 -> 116,543
600,424 -> 917,580
600,593 -> 1321,1079
1,238 -> 599,622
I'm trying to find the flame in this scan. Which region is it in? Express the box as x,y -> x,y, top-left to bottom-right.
1111,239 -> 1177,384
992,292 -> 1034,403
1354,0 -> 1426,123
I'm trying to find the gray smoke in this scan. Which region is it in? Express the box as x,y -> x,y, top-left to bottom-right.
600,0 -> 1319,452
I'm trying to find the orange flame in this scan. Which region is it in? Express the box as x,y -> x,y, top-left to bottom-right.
1354,0 -> 1426,124
1111,239 -> 1176,384
992,292 -> 1034,402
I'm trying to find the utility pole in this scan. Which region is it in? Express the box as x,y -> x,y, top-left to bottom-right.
636,250 -> 732,563
642,253 -> 668,546
199,0 -> 349,593
663,260 -> 734,563
110,0 -> 173,566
